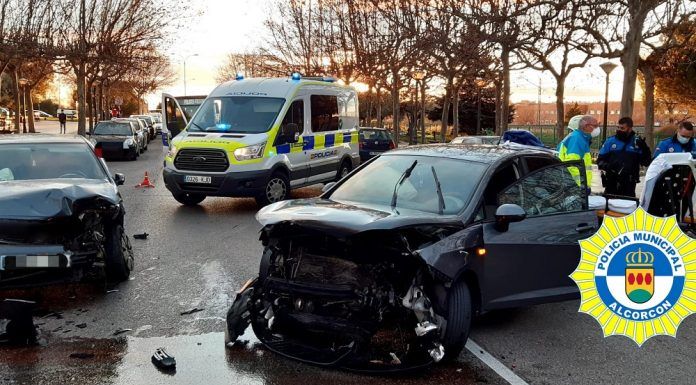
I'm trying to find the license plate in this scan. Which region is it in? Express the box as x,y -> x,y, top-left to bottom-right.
369,151 -> 381,156
2,255 -> 62,269
184,175 -> 212,184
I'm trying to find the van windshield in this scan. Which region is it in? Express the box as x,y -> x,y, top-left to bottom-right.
188,97 -> 285,134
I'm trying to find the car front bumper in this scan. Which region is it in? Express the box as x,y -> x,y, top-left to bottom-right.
0,245 -> 97,287
163,168 -> 273,197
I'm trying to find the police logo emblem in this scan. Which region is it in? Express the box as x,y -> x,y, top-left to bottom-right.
612,144 -> 617,149
669,147 -> 675,152
570,208 -> 696,345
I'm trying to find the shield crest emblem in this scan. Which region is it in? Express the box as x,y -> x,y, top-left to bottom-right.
625,248 -> 655,304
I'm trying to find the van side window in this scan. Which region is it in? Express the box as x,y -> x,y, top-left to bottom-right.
311,95 -> 339,132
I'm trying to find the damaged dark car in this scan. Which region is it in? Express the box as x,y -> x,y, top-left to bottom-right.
226,144 -> 597,371
0,135 -> 134,287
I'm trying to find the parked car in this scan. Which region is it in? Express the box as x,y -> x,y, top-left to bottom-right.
0,107 -> 12,132
225,143 -> 596,370
130,115 -> 156,140
33,110 -> 53,120
450,135 -> 500,145
358,127 -> 395,161
148,113 -> 163,135
113,118 -> 147,151
0,135 -> 133,286
91,121 -> 141,160
61,109 -> 78,119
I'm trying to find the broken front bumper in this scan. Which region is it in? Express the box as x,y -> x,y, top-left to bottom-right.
0,245 -> 96,286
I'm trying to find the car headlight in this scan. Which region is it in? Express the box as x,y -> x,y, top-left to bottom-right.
123,138 -> 135,149
234,142 -> 266,161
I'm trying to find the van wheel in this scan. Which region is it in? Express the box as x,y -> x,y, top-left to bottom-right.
173,192 -> 206,206
336,160 -> 352,181
104,224 -> 134,282
440,280 -> 473,361
256,173 -> 289,206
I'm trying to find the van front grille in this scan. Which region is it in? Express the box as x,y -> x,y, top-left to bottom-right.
174,148 -> 229,172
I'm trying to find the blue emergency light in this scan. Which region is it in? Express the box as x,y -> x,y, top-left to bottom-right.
291,72 -> 302,81
235,73 -> 244,80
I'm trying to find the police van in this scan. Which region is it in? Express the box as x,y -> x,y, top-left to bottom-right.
162,74 -> 360,206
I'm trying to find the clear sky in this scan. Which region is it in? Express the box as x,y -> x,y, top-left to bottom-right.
150,0 -> 629,107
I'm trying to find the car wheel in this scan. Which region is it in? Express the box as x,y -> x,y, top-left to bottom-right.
255,173 -> 289,206
173,192 -> 206,206
104,224 -> 134,282
440,280 -> 473,361
129,151 -> 138,161
335,160 -> 352,182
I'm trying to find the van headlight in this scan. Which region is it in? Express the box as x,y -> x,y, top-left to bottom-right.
234,142 -> 266,161
123,138 -> 135,149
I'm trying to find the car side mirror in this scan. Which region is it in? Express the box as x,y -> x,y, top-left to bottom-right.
113,173 -> 125,186
494,204 -> 526,232
322,182 -> 336,193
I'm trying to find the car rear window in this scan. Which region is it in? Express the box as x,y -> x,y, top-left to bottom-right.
0,143 -> 107,181
94,122 -> 132,136
360,130 -> 391,141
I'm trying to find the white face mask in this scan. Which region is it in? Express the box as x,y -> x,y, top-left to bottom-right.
591,126 -> 601,138
678,134 -> 691,144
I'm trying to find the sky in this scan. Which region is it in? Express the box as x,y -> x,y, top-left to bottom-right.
149,0 -> 630,108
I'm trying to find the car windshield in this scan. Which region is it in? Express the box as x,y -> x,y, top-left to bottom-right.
188,97 -> 285,133
0,143 -> 107,181
360,130 -> 391,141
94,122 -> 132,136
329,154 -> 487,215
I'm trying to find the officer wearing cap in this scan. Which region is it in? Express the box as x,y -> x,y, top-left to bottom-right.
597,117 -> 651,197
557,115 -> 600,187
654,121 -> 696,159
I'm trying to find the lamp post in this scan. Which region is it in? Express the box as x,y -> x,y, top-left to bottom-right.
599,62 -> 618,142
413,71 -> 425,143
18,78 -> 28,134
183,53 -> 199,96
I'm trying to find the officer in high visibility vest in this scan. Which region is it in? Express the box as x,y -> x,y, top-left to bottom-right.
654,121 -> 696,159
597,117 -> 651,198
557,115 -> 600,187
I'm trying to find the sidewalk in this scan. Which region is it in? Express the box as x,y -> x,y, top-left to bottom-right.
33,120 -> 78,135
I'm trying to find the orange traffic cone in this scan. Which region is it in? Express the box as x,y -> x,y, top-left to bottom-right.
135,171 -> 155,188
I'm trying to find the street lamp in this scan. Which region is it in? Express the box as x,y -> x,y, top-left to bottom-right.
18,78 -> 28,134
599,61 -> 618,142
183,53 -> 199,96
475,79 -> 487,135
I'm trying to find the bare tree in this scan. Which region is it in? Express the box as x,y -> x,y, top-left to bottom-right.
216,52 -> 287,83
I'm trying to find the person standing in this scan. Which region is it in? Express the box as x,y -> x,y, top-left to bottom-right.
58,109 -> 67,134
597,117 -> 651,197
654,121 -> 696,159
557,115 -> 600,187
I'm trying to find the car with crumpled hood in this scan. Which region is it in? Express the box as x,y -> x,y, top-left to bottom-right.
225,143 -> 599,371
0,135 -> 134,287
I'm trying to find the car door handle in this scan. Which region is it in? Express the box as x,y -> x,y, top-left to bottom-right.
575,223 -> 595,233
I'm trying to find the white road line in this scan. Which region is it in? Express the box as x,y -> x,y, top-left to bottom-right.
465,338 -> 529,385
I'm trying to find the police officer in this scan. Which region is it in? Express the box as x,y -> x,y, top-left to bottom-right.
558,115 -> 600,187
597,117 -> 651,198
654,121 -> 696,159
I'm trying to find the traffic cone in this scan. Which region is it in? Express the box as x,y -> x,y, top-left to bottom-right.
135,171 -> 155,188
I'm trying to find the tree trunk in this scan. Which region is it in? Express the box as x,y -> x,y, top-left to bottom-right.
391,80 -> 400,147
12,69 -> 20,133
619,5 -> 649,118
77,63 -> 87,136
440,82 -> 451,142
376,87 -> 383,127
27,88 -> 36,133
366,89 -> 372,126
641,63 -> 655,148
494,80 -> 502,135
452,85 -> 460,137
555,78 -> 566,140
501,46 -> 511,132
420,81 -> 426,144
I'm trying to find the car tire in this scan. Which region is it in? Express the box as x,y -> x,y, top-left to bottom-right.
441,280 -> 473,361
104,224 -> 134,282
335,160 -> 352,182
173,192 -> 206,206
255,173 -> 289,207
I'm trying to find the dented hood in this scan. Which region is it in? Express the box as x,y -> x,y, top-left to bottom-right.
0,179 -> 119,220
256,198 -> 462,235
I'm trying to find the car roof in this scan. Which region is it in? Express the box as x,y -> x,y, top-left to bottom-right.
0,134 -> 89,144
359,127 -> 388,131
384,144 -> 553,164
209,77 -> 353,99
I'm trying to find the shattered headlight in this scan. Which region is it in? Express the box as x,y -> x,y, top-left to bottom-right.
234,142 -> 266,161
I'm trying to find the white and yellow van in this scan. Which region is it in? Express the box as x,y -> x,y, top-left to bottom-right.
162,74 -> 360,206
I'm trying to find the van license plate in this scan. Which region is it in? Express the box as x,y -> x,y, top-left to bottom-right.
184,175 -> 212,184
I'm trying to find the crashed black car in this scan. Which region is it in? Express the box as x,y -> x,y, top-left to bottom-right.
226,144 -> 597,371
0,135 -> 133,287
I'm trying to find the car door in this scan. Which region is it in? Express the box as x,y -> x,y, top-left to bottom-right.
481,160 -> 598,310
161,93 -> 189,138
306,93 -> 343,183
274,98 -> 310,187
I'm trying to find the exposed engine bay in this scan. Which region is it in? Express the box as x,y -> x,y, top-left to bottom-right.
227,223 -> 463,371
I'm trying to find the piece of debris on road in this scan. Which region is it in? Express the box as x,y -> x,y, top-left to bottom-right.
180,307 -> 204,316
133,233 -> 149,240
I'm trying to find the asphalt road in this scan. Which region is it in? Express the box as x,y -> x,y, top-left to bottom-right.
1,130 -> 693,385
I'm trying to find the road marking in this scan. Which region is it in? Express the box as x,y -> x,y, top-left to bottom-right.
466,338 -> 529,385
